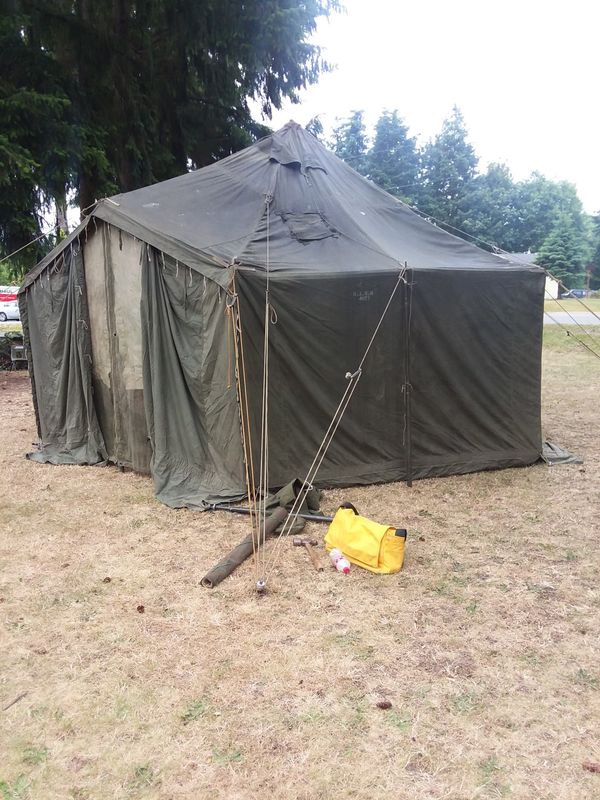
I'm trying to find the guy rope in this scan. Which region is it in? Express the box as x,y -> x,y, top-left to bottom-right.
230,235 -> 409,592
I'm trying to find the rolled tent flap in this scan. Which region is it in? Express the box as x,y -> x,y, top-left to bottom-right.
20,242 -> 107,465
200,506 -> 288,589
140,246 -> 246,507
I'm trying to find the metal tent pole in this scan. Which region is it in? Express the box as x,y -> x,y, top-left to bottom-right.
403,266 -> 413,488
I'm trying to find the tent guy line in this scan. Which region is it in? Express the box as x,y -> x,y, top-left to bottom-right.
407,202 -> 600,327
257,193 -> 274,586
228,280 -> 260,584
403,203 -> 600,359
261,264 -> 408,587
0,226 -> 59,265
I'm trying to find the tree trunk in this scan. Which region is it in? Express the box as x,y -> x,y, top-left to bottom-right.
54,188 -> 69,235
75,0 -> 95,214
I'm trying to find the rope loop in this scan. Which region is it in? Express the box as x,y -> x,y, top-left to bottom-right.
226,291 -> 238,310
345,368 -> 362,381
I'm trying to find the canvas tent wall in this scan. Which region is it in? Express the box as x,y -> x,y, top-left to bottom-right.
19,122 -> 545,508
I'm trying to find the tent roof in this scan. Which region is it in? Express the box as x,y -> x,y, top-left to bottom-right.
93,121 -> 541,276
21,121 -> 544,293
500,252 -> 539,265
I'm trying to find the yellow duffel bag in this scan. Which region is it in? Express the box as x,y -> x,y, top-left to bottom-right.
324,503 -> 407,574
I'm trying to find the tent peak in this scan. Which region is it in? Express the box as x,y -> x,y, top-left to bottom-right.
269,121 -> 326,173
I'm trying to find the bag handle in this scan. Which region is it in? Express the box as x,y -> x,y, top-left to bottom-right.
339,501 -> 359,515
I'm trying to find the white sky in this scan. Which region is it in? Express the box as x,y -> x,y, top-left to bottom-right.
265,0 -> 600,213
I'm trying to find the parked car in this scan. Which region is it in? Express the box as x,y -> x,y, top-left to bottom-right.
0,300 -> 20,322
560,289 -> 589,299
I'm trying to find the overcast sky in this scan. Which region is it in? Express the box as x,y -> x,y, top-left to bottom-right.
266,0 -> 600,213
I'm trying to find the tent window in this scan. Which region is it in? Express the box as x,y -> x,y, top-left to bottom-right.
280,212 -> 338,243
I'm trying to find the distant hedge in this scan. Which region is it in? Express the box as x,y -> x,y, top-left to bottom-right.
0,332 -> 24,370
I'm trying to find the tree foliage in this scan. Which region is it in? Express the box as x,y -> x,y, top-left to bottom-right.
510,174 -> 584,253
305,115 -> 325,141
367,110 -> 419,202
0,0 -> 338,278
537,216 -> 587,284
330,106 -> 594,289
590,214 -> 600,290
461,163 -> 521,250
0,7 -> 74,273
418,106 -> 478,231
330,110 -> 369,175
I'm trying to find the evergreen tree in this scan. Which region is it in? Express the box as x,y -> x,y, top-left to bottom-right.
462,167 -> 589,257
305,115 -> 325,141
418,106 -> 478,231
0,7 -> 74,274
0,0 -> 339,277
511,174 -> 584,253
461,163 -> 520,251
587,213 -> 600,290
367,110 -> 419,203
330,111 -> 369,175
537,215 -> 586,286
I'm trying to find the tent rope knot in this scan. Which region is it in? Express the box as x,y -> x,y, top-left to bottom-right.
225,291 -> 238,309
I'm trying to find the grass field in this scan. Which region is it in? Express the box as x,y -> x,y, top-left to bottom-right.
0,321 -> 22,333
544,298 -> 600,314
1,330 -> 599,800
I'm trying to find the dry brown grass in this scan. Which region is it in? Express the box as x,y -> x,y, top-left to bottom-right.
1,330 -> 599,800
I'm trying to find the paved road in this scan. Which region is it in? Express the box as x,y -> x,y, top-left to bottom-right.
544,311 -> 600,326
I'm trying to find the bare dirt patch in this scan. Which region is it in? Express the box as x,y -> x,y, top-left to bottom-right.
1,331 -> 599,800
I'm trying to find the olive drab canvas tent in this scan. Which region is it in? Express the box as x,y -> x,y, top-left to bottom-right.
19,122 -> 545,508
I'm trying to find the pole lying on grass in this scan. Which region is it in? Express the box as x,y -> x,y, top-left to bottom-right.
200,505 -> 289,589
206,504 -> 334,525
200,504 -> 334,589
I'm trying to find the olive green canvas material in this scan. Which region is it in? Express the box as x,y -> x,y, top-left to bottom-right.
20,241 -> 107,466
19,122 -> 545,508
